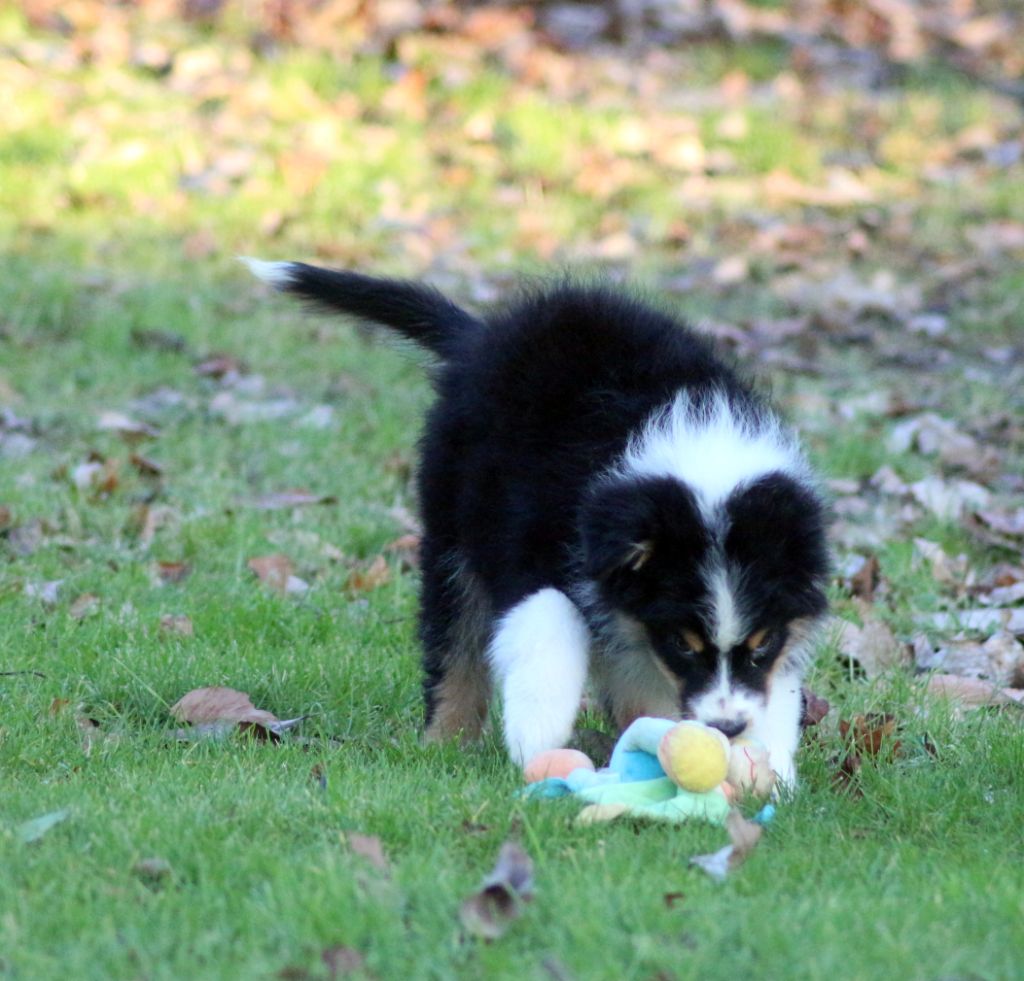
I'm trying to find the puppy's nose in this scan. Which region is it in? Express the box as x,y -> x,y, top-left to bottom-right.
707,718 -> 747,739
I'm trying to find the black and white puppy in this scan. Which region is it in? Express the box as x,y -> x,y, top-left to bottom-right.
244,261 -> 830,785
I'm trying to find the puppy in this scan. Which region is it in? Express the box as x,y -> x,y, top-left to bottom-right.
244,260 -> 830,785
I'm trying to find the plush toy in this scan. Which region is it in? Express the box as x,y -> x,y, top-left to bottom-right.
523,717 -> 775,827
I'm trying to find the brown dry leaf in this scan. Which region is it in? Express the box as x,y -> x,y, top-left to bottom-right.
97,410 -> 158,444
689,809 -> 764,882
833,602 -> 908,677
343,832 -> 390,874
321,946 -> 365,978
459,841 -> 534,941
130,453 -> 164,477
346,555 -> 390,592
887,412 -> 999,477
247,490 -> 337,511
913,538 -> 970,591
69,593 -> 100,621
248,554 -> 308,595
76,714 -> 120,755
384,533 -> 420,571
170,686 -> 279,727
159,614 -> 194,637
194,354 -> 247,379
848,554 -> 880,602
0,504 -> 11,531
71,457 -> 120,495
155,561 -> 191,584
132,857 -> 173,884
914,630 -> 1024,688
977,507 -> 1024,538
801,688 -> 830,727
925,673 -> 1024,708
918,607 -> 1024,635
909,476 -> 990,521
839,713 -> 900,757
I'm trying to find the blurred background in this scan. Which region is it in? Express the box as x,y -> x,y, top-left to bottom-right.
2,0 -> 1023,630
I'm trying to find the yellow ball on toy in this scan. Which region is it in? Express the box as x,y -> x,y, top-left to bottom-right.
657,721 -> 730,792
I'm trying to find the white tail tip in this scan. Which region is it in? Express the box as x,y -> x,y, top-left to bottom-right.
238,256 -> 296,289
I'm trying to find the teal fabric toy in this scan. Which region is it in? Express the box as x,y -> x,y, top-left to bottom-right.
522,717 -> 775,827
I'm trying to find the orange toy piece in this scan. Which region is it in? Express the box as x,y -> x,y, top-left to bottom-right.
523,748 -> 595,784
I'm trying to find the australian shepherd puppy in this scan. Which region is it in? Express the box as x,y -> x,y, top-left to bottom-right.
244,260 -> 830,785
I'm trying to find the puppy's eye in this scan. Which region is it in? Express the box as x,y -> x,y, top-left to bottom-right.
678,629 -> 705,655
746,629 -> 775,658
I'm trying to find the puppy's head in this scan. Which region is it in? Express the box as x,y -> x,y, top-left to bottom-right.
581,471 -> 829,736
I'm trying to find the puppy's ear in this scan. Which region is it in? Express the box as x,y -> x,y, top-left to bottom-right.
724,471 -> 830,617
580,476 -> 706,582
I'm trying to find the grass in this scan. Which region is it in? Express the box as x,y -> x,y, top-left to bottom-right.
2,5 -> 1024,979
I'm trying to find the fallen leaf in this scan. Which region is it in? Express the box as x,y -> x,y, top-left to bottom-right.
917,608 -> 1024,635
925,673 -> 1024,709
194,354 -> 247,379
801,688 -> 830,727
343,832 -> 390,873
914,630 -> 1024,688
129,453 -> 164,477
838,714 -> 900,757
132,857 -> 173,883
833,603 -> 908,677
346,555 -> 390,592
909,476 -> 990,521
384,533 -> 420,571
976,507 -> 1024,538
247,490 -> 337,511
155,561 -> 191,584
689,809 -> 763,882
68,593 -> 100,620
159,613 -> 195,636
97,410 -> 158,443
459,841 -> 534,941
848,553 -> 880,601
321,946 -> 365,978
170,686 -> 279,726
248,554 -> 309,595
25,579 -> 62,606
913,538 -> 969,590
17,808 -> 71,844
978,582 -> 1024,607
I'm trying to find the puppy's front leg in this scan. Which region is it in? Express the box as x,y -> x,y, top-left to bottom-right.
489,588 -> 590,766
751,674 -> 803,790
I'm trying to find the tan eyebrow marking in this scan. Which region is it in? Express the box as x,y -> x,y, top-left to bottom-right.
746,628 -> 769,651
681,629 -> 705,653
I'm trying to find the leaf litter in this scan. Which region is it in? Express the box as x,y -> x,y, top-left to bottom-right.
689,810 -> 764,883
168,686 -> 306,742
459,841 -> 534,941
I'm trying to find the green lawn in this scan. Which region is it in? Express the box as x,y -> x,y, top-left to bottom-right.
2,5 -> 1024,979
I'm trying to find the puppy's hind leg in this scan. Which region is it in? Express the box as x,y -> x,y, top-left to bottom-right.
489,588 -> 590,766
421,549 -> 493,745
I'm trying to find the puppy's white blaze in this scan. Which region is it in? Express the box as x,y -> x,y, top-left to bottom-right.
488,588 -> 590,766
708,566 -> 744,651
238,256 -> 296,289
622,390 -> 807,512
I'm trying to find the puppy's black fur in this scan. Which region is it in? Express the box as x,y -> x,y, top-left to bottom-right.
248,260 -> 829,780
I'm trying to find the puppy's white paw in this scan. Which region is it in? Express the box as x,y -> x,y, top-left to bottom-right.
489,587 -> 590,767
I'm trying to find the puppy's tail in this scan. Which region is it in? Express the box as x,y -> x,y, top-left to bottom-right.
240,258 -> 482,359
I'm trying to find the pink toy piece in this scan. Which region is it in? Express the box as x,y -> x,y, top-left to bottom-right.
523,748 -> 595,784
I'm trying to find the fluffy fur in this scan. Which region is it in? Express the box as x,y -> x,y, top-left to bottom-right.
244,259 -> 830,784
